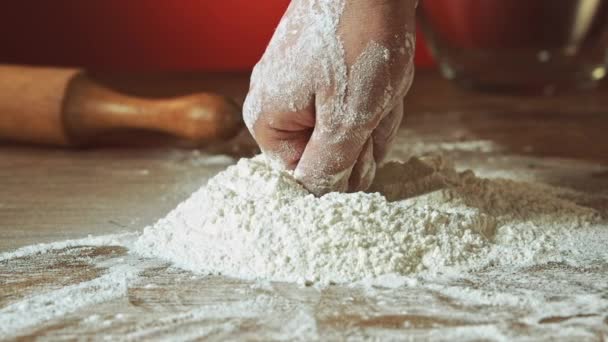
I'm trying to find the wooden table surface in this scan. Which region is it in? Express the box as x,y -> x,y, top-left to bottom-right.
1,71 -> 607,340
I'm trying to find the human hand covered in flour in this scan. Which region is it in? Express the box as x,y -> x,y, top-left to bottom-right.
244,0 -> 417,195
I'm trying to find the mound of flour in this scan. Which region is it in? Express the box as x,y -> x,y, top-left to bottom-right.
134,155 -> 598,284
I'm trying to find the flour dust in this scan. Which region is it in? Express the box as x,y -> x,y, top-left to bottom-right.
134,155 -> 600,284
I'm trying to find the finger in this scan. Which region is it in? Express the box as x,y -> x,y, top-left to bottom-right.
348,137 -> 377,192
372,99 -> 404,163
294,90 -> 375,195
294,129 -> 369,195
294,37 -> 394,196
252,109 -> 315,170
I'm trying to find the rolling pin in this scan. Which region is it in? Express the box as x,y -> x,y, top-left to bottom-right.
0,65 -> 243,146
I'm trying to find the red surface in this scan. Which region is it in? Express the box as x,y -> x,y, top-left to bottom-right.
0,1 -> 434,71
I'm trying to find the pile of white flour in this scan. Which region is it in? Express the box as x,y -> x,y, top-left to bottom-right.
134,155 -> 599,284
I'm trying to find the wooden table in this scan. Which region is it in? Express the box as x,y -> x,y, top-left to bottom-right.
1,71 -> 607,340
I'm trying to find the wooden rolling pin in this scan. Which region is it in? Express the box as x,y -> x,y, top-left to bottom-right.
0,65 -> 243,146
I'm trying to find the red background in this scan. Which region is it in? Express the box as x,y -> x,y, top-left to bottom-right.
0,1 -> 434,71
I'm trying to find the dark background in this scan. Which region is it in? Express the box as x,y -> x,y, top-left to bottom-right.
0,0 -> 434,71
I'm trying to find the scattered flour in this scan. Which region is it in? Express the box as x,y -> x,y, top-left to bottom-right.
1,150 -> 606,340
134,155 -> 599,284
0,233 -> 138,262
0,263 -> 137,336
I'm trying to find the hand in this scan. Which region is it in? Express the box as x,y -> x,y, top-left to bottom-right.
244,0 -> 417,195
